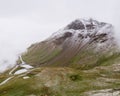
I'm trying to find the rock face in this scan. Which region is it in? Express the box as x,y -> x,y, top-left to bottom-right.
21,18 -> 118,68
51,18 -> 116,53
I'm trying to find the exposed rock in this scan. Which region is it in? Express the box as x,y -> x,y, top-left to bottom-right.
20,18 -> 119,68
85,89 -> 120,96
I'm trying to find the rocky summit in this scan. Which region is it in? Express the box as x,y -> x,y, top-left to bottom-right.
0,18 -> 120,96
21,18 -> 118,68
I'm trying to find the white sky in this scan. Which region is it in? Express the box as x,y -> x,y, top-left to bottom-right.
0,0 -> 119,72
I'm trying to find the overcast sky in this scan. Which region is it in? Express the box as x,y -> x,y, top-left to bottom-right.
0,0 -> 119,72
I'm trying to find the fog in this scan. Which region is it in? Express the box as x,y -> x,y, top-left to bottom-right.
0,0 -> 119,72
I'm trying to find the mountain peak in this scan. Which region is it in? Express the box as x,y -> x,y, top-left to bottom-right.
20,19 -> 118,68
51,19 -> 115,50
65,18 -> 107,30
51,18 -> 114,41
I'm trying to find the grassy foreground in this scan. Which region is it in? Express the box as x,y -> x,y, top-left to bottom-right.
0,63 -> 120,96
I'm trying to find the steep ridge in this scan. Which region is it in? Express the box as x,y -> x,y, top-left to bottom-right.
1,19 -> 120,96
21,18 -> 119,69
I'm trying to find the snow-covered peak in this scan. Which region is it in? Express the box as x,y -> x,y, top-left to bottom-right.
50,18 -> 114,45
50,18 -> 113,39
47,18 -> 117,54
65,18 -> 105,30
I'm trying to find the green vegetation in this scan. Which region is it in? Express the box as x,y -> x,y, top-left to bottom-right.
69,74 -> 82,81
96,53 -> 120,66
2,31 -> 120,95
0,65 -> 120,96
22,44 -> 61,67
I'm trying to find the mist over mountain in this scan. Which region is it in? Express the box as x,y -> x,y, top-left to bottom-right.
0,18 -> 120,96
0,0 -> 120,72
0,0 -> 120,95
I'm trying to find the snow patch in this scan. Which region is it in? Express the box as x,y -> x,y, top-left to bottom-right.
23,76 -> 30,79
0,76 -> 14,86
20,64 -> 33,69
14,69 -> 28,75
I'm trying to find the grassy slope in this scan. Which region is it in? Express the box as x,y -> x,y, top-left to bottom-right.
2,39 -> 120,96
21,42 -> 62,67
0,64 -> 120,96
22,43 -> 120,69
18,33 -> 119,68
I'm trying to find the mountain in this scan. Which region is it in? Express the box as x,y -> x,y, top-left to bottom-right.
20,18 -> 119,69
1,18 -> 120,96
